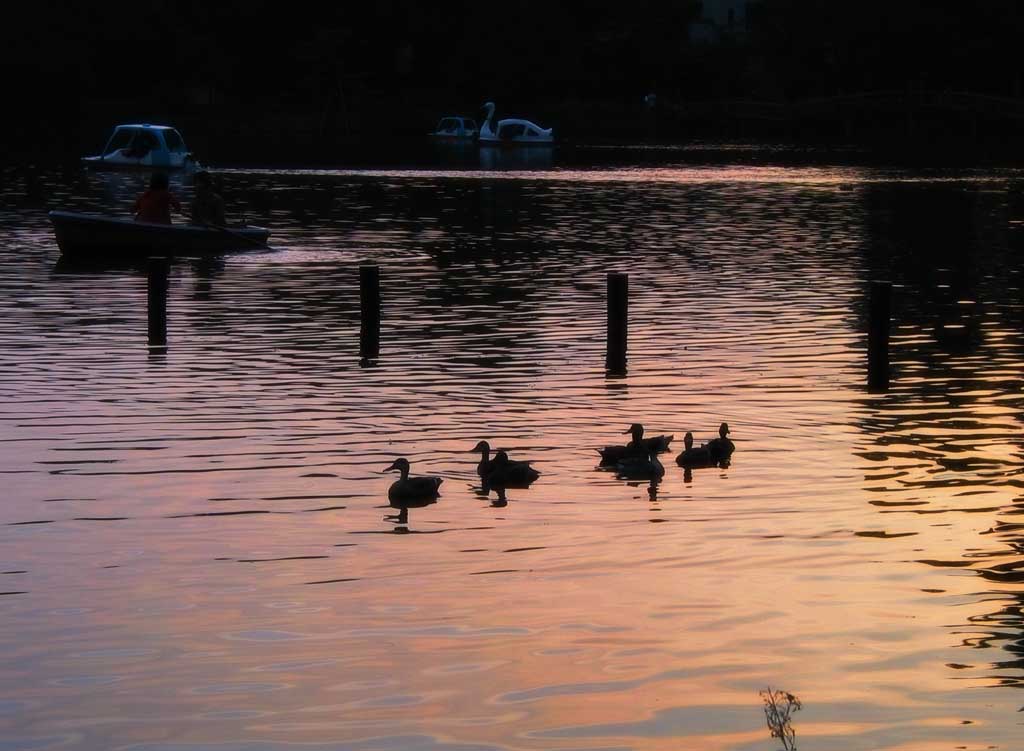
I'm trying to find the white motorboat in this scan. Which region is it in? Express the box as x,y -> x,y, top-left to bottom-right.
430,116 -> 479,140
478,102 -> 553,146
82,124 -> 201,172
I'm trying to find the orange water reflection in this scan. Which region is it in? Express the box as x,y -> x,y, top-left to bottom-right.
0,164 -> 1022,749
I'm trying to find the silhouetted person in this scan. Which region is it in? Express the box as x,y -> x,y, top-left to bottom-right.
134,172 -> 181,224
191,170 -> 225,226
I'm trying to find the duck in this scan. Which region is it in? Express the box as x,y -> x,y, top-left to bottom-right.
484,450 -> 540,487
675,432 -> 715,468
706,423 -> 735,462
615,451 -> 665,479
598,424 -> 674,466
471,440 -> 537,478
470,440 -> 497,477
383,458 -> 443,503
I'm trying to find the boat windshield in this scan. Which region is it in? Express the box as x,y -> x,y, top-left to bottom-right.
464,119 -> 478,131
437,118 -> 458,132
163,129 -> 185,152
104,128 -> 136,155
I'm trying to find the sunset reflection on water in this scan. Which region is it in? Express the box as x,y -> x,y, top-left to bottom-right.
0,160 -> 1022,749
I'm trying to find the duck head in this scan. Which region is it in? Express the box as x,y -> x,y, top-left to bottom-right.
719,423 -> 730,438
471,440 -> 491,456
383,458 -> 411,479
624,423 -> 645,440
482,101 -> 496,122
684,432 -> 694,450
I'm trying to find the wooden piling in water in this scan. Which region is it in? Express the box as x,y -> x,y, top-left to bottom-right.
868,280 -> 891,391
606,272 -> 628,373
147,258 -> 169,349
360,265 -> 381,359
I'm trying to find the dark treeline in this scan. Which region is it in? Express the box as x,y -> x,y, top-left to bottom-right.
5,0 -> 1024,162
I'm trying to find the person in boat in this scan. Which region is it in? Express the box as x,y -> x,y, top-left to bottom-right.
190,170 -> 226,226
133,172 -> 181,224
124,130 -> 156,158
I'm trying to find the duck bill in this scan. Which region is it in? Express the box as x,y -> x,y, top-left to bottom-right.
382,462 -> 399,473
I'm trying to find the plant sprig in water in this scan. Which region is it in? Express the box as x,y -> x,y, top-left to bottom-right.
760,687 -> 802,751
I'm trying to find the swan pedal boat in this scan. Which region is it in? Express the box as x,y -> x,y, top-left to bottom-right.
48,211 -> 270,258
479,102 -> 554,146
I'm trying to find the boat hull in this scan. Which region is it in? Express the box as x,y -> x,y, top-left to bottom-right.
49,211 -> 270,258
478,137 -> 555,147
81,156 -> 201,173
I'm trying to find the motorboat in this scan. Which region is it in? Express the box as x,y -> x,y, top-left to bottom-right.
48,211 -> 269,258
479,102 -> 553,146
81,124 -> 201,172
430,116 -> 479,140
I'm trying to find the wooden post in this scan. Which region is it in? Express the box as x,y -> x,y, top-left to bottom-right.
606,272 -> 628,374
147,258 -> 169,349
868,280 -> 891,391
360,265 -> 380,359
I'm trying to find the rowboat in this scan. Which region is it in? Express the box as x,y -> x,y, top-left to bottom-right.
49,211 -> 270,257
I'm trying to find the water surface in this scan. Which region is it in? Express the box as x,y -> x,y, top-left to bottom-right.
1,156 -> 1023,750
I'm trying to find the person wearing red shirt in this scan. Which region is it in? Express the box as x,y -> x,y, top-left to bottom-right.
134,172 -> 182,224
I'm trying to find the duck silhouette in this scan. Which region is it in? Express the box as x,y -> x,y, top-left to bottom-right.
471,440 -> 497,477
598,424 -> 674,466
473,441 -> 539,483
675,432 -> 715,467
706,423 -> 735,462
615,451 -> 665,480
484,450 -> 540,487
383,458 -> 443,503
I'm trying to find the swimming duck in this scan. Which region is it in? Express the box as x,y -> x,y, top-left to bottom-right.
615,451 -> 665,479
471,440 -> 537,479
484,450 -> 540,487
675,432 -> 715,468
706,423 -> 735,462
471,440 -> 496,477
598,424 -> 674,466
383,458 -> 443,502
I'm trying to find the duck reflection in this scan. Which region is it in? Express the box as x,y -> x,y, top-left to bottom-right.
384,496 -> 439,531
489,486 -> 509,508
